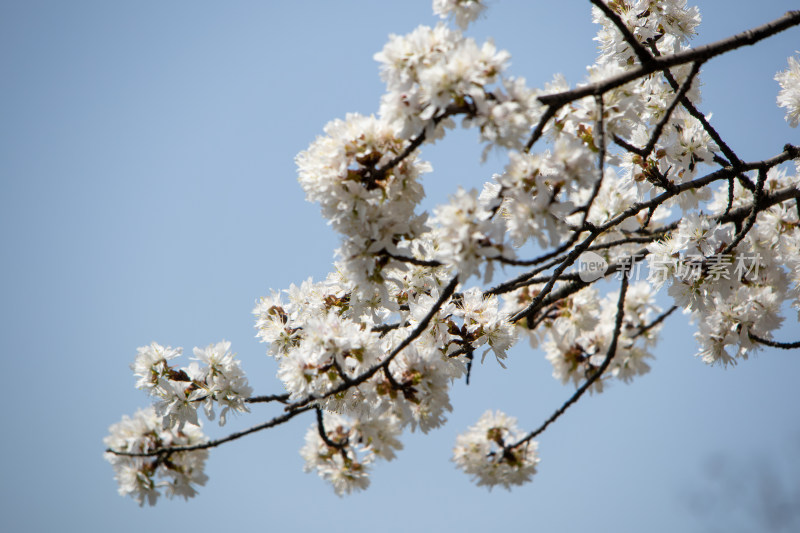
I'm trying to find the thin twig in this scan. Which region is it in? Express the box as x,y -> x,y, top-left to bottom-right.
246,393 -> 291,404
371,103 -> 470,181
642,61 -> 702,158
589,0 -> 654,66
581,94 -> 607,226
634,305 -> 678,338
524,104 -> 559,152
749,333 -> 800,349
718,167 -> 767,257
381,250 -> 443,268
512,273 -> 630,448
316,408 -> 348,449
648,43 -> 745,169
107,406 -> 314,457
538,11 -> 800,108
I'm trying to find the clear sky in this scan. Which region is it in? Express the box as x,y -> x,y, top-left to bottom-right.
2,1 -> 799,532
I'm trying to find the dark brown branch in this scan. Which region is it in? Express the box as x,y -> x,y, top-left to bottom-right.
718,183 -> 800,226
108,279 -> 461,457
107,406 -> 314,457
613,134 -> 645,156
581,94 -> 607,225
493,231 -> 586,269
382,365 -> 405,390
246,393 -> 290,404
593,147 -> 797,237
381,250 -> 443,268
649,44 -> 745,169
606,6 -> 746,172
725,176 -> 735,216
634,305 -> 678,338
508,228 -> 603,323
372,322 -> 403,333
512,273 -> 630,448
506,157 -> 736,320
589,0 -> 654,66
487,255 -> 564,294
524,103 -> 559,152
447,346 -> 473,359
509,177 -> 798,321
522,178 -> 799,311
587,232 -> 671,252
316,408 -> 348,449
538,11 -> 800,108
332,357 -> 355,386
615,6 -> 787,191
718,167 -> 766,257
503,149 -> 791,317
642,61 -> 702,158
371,103 -> 471,182
532,248 -> 649,285
749,333 -> 800,349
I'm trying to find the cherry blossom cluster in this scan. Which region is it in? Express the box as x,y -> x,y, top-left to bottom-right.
593,0 -> 701,66
776,54 -> 800,128
130,341 -> 252,429
433,0 -> 487,30
251,272 -> 517,492
103,407 -> 209,506
106,0 -> 800,503
645,166 -> 799,366
530,282 -> 661,391
374,19 -> 542,154
106,341 -> 250,504
300,411 -> 404,495
452,410 -> 539,489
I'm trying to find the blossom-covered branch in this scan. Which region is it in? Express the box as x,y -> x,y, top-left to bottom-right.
106,0 -> 800,503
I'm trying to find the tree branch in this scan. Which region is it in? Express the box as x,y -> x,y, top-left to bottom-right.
538,11 -> 800,108
246,393 -> 290,404
589,0 -> 655,67
749,333 -> 800,350
288,276 -> 459,411
512,273 -> 630,448
316,408 -> 348,449
107,406 -> 314,457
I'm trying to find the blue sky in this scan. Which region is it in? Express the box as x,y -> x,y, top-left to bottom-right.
2,1 -> 799,531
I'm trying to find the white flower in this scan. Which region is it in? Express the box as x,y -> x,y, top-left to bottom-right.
382,343 -> 454,432
276,313 -> 381,404
543,283 -> 659,390
593,0 -> 700,67
660,108 -> 719,184
153,379 -> 204,430
375,24 -> 509,141
104,406 -> 208,506
433,0 -> 487,30
130,342 -> 181,392
454,287 -> 516,367
432,187 -> 512,281
453,410 -> 539,490
192,341 -> 252,425
352,415 -> 405,461
496,151 -> 573,248
300,413 -> 373,496
776,54 -> 800,127
295,113 -> 429,242
693,285 -> 783,366
253,291 -> 300,356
